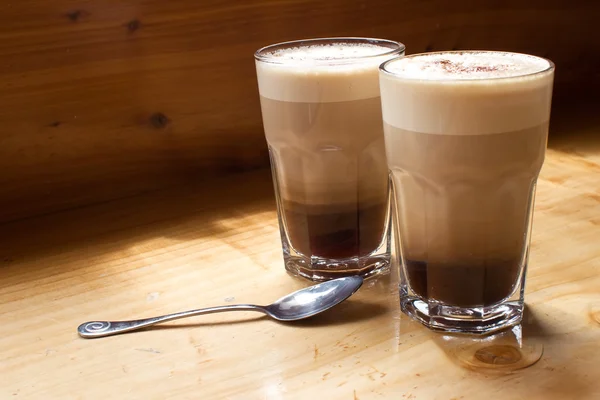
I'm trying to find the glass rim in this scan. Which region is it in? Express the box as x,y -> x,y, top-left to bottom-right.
254,37 -> 405,65
379,50 -> 555,81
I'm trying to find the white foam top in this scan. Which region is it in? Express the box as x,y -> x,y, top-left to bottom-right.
384,51 -> 551,80
263,43 -> 394,63
379,51 -> 554,135
256,42 -> 403,103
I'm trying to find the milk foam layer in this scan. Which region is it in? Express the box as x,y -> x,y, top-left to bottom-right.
263,43 -> 392,62
379,51 -> 554,135
384,52 -> 551,80
256,42 -> 403,103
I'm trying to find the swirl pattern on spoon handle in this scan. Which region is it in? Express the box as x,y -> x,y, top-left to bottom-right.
79,321 -> 112,334
78,319 -> 149,338
82,321 -> 111,333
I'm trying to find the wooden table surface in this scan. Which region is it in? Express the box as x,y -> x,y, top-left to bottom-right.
1,110 -> 599,399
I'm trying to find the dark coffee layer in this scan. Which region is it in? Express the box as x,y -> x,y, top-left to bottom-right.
282,200 -> 387,259
405,259 -> 521,307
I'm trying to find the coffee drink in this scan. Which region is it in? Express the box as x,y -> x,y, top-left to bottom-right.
380,51 -> 554,332
256,39 -> 404,280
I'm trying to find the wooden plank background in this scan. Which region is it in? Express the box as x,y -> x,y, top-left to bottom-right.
0,0 -> 598,223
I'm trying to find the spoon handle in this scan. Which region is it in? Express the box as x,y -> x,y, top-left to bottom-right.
77,304 -> 264,339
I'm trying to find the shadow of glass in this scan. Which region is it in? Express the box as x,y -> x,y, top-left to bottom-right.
424,305 -> 572,373
431,324 -> 544,374
520,304 -> 565,338
413,302 -> 598,398
591,302 -> 600,325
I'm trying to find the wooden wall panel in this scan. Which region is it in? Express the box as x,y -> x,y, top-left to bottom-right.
0,0 -> 598,222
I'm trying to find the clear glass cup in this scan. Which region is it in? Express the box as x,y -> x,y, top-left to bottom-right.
255,38 -> 405,281
379,51 -> 554,333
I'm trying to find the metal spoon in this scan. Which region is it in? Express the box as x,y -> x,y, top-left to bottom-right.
77,276 -> 363,339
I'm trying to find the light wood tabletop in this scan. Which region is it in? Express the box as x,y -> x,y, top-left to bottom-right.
1,109 -> 599,399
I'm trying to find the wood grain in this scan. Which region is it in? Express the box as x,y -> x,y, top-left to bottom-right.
0,0 -> 598,222
0,110 -> 599,399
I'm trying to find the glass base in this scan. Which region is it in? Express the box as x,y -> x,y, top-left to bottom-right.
285,254 -> 390,282
401,289 -> 524,335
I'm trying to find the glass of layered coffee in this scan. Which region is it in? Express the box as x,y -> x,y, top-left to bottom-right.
255,38 -> 405,281
380,51 -> 554,333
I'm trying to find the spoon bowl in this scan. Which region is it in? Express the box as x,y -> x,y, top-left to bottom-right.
265,276 -> 364,321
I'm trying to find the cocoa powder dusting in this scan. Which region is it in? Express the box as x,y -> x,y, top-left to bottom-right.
431,59 -> 509,74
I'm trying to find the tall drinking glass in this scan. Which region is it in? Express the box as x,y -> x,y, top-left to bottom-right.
255,38 -> 405,281
379,51 -> 554,333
